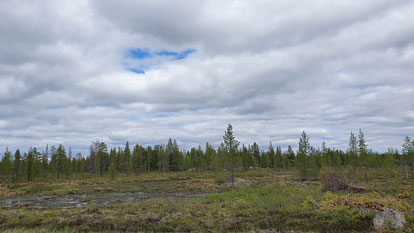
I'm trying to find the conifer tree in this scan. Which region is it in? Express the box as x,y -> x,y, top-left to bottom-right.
167,138 -> 180,171
297,131 -> 310,180
241,145 -> 250,170
12,149 -> 21,183
402,136 -> 414,179
285,145 -> 295,168
358,129 -> 368,182
124,141 -> 131,176
41,145 -> 49,177
132,144 -> 143,174
26,148 -> 34,181
348,132 -> 358,167
250,142 -> 260,167
268,142 -> 275,169
109,148 -> 117,180
223,124 -> 239,187
275,145 -> 282,169
1,148 -> 12,176
205,142 -> 215,170
56,145 -> 66,179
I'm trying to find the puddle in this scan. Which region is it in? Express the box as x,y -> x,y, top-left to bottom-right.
0,191 -> 207,209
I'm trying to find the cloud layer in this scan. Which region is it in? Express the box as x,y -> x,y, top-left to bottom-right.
1,0 -> 413,155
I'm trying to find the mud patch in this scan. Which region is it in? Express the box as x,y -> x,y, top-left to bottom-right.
0,191 -> 206,209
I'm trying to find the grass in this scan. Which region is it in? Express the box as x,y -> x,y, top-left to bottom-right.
0,168 -> 413,232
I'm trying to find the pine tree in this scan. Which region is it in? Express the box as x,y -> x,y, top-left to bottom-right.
348,132 -> 358,167
223,124 -> 239,187
285,145 -> 295,168
56,145 -> 66,179
267,142 -> 275,169
167,138 -> 179,171
358,129 -> 368,182
124,141 -> 131,176
132,145 -> 143,174
205,143 -> 215,170
250,142 -> 260,167
297,131 -> 310,180
241,145 -> 250,170
157,144 -> 167,173
383,148 -> 397,179
1,147 -> 12,176
42,145 -> 49,178
275,146 -> 282,169
65,147 -> 72,178
26,148 -> 34,182
109,148 -> 117,180
12,149 -> 21,183
402,136 -> 414,180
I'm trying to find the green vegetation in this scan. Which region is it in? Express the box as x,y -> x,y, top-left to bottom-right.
0,126 -> 413,232
0,169 -> 412,232
2,128 -> 413,184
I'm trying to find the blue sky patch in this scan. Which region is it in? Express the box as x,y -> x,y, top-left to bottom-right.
154,114 -> 169,118
128,68 -> 145,74
125,48 -> 195,74
157,49 -> 195,60
129,49 -> 151,59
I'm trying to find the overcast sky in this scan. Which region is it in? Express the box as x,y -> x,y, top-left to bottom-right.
1,0 -> 413,155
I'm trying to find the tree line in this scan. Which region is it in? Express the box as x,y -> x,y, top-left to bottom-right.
1,125 -> 414,182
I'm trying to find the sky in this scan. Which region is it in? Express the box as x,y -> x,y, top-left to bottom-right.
0,0 -> 413,155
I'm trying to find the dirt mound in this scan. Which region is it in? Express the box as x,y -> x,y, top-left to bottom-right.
320,170 -> 366,192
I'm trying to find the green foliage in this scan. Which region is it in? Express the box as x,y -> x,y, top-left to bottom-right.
212,171 -> 229,184
12,149 -> 21,183
0,169 -> 413,232
2,132 -> 414,187
206,185 -> 321,212
297,131 -> 310,180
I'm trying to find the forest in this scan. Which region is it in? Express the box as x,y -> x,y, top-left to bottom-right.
0,125 -> 413,232
2,127 -> 414,183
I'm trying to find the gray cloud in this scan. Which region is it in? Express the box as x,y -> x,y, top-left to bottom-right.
0,0 -> 413,155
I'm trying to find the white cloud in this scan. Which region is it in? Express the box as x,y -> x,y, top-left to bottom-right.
0,0 -> 413,155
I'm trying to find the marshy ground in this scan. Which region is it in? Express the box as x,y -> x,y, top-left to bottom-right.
0,169 -> 413,232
